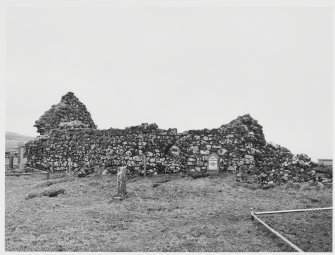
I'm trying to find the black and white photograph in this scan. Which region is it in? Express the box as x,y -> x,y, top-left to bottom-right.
2,0 -> 333,252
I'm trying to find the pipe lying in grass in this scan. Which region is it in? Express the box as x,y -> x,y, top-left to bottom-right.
250,207 -> 333,252
251,210 -> 304,252
253,207 -> 332,216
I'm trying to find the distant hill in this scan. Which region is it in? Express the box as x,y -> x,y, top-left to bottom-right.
5,132 -> 35,151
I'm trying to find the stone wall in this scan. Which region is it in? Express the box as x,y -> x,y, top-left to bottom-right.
34,92 -> 96,135
26,123 -> 180,175
25,92 -> 321,185
26,115 -> 318,184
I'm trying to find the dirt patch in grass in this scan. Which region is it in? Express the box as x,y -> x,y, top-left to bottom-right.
6,173 -> 332,252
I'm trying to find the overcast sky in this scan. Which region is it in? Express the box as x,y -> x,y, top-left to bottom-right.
5,5 -> 332,161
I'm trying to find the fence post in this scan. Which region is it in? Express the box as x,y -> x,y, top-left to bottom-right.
9,155 -> 14,169
143,155 -> 147,177
114,166 -> 127,200
68,158 -> 72,175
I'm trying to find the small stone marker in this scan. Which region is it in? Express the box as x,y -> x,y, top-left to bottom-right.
207,153 -> 219,175
114,166 -> 127,200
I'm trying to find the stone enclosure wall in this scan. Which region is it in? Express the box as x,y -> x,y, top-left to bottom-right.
25,92 -> 321,185
26,123 -> 180,175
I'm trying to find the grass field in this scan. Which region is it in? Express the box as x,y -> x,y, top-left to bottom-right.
260,210 -> 332,252
5,172 -> 332,252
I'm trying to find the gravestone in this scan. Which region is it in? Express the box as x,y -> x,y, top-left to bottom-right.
18,144 -> 26,171
207,153 -> 219,175
114,166 -> 127,200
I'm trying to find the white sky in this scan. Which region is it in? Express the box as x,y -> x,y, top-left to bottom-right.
5,4 -> 333,161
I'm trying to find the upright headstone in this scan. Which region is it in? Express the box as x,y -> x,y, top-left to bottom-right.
207,153 -> 219,175
18,145 -> 25,172
114,166 -> 127,199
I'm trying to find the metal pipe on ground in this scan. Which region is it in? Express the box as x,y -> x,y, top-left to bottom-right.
251,211 -> 304,252
250,207 -> 332,252
254,207 -> 332,215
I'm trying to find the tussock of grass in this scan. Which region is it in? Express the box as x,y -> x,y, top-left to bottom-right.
6,173 -> 332,252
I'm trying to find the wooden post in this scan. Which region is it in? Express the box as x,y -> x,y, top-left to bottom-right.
9,156 -> 14,169
68,158 -> 72,175
17,150 -> 20,164
143,155 -> 147,177
114,166 -> 127,200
